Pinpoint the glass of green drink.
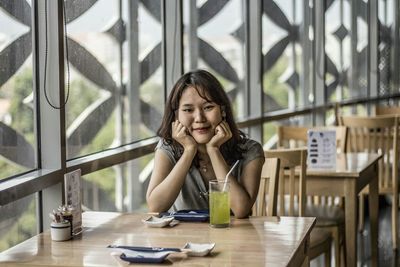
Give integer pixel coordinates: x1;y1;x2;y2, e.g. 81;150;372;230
209;180;230;228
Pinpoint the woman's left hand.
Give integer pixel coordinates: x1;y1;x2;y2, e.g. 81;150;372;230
206;121;232;149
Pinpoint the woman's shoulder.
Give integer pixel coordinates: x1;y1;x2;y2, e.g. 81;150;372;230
156;139;176;163
239;138;264;162
156;139;170;151
240;138;263;151
156;138;171;148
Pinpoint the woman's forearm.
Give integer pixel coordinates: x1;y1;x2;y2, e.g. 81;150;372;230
228;177;254;218
147;149;196;212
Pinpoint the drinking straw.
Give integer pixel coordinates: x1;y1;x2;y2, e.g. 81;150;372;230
223;160;240;192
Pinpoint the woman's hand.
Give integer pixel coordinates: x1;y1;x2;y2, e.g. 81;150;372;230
206;121;232;149
172;120;197;152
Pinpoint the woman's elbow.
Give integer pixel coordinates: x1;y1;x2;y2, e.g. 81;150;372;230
147;203;160;213
234;213;248;219
146;196;161;213
233;207;251;219
146;196;169;213
147;203;167;213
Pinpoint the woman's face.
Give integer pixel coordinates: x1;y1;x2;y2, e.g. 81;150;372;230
177;86;223;144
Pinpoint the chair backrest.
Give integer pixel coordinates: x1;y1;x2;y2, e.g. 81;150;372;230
252;157;280;216
277;126;308;148
277;125;348;153
340;115;399;192
375;105;400;116
264;148;307;217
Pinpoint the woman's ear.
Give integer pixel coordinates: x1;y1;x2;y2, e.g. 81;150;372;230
221;106;226;121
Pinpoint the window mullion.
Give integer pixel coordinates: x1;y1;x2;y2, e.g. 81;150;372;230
36;0;66;230
314;0;326;125
163;0;182;95
247;0;263;143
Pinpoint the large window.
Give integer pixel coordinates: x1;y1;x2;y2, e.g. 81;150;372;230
325;0;368;102
378;0;396;95
65;0;163;160
64;0;119;159
262;0;304;112
0;1;36;180
0;194;37;252
81;154;153;212
183;0;246;118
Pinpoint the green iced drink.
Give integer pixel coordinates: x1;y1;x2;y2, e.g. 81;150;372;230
209;191;230;228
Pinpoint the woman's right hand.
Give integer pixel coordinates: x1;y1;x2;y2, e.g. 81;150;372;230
172;120;197;152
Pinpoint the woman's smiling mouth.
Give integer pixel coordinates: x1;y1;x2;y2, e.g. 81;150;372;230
193;126;211;134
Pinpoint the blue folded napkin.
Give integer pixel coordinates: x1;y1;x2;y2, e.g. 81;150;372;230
107;244;181;252
159;210;209;222
119;249;172;263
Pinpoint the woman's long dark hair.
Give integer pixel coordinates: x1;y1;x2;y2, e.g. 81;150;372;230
157;69;246;165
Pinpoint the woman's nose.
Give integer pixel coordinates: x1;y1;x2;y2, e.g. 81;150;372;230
194;109;206;122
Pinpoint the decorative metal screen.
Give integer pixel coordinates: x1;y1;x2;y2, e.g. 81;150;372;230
65;0;163;159
0;0;36;180
183;0;246;118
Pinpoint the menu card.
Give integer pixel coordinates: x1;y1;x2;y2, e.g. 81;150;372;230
64;169;82;234
307;130;336;169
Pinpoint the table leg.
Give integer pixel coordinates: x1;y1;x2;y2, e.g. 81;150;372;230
369;168;379;267
345;180;357;267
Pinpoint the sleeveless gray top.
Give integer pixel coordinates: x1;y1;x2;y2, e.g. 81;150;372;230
155;139;265;212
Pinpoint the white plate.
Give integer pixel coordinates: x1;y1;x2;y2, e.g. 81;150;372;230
142;216;175;228
183;242;215;256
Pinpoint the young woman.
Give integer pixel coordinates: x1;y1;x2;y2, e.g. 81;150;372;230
146;70;264;218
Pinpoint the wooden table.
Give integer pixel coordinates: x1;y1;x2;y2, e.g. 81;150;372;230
306;152;381;267
0;212;315;267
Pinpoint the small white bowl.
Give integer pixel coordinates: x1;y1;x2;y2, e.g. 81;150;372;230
51;221;71;241
183;242;215;256
142;216;175;228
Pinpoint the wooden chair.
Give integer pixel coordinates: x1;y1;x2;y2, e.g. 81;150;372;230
258;148;332;266
340;115;399;249
278;125;347;153
278;125;347;205
277;125;346;266
252;158;280;216
375;105;400;116
376;106;400;208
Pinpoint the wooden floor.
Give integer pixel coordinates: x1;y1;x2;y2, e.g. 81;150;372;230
311;197;399;267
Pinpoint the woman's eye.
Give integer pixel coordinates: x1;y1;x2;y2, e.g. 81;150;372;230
182;108;192;112
204;105;214;111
